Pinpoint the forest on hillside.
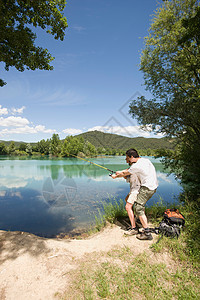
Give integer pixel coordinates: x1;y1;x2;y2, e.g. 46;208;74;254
0;131;175;157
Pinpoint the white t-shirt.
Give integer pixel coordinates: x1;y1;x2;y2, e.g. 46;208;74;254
126;173;140;194
128;157;158;190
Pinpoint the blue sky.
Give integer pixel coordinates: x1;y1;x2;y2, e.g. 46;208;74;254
0;0;163;142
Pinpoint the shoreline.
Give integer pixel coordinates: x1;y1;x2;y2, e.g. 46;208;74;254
0;223;156;299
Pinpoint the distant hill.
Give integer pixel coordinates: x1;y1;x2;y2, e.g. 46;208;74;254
0;131;175;151
0;140;24;147
0;140;36;147
76;131;175;151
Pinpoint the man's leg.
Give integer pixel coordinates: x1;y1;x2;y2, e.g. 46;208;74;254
125;202;136;228
124;193;138;235
134;187;156;240
138;214;148;229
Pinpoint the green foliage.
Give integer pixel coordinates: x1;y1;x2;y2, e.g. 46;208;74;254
18;143;27;152
50;133;61;156
15;150;28;156
34;139;50;155
7;141;16;155
178;198;200;262
179;5;200;45
148;199;200;264
61;136;84;157
25;143;32;155
77;130;175;152
145;197;179;222
61;135;97;157
0;142;8;155
129;0;200;200
0;0;68;86
0;131;176;157
103;199;127;223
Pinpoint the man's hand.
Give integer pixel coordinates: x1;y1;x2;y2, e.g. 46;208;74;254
111;173;118;179
111;170;131;179
111;171;123;179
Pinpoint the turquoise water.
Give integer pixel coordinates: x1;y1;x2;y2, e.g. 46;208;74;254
0;156;182;237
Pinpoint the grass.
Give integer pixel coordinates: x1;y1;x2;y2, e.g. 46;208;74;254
92;196;200;263
91;196;200;263
92;197;179;233
145;196;180;223
103;198;127;223
87;199;128;235
56;197;200;299
57;249;200;300
150;199;200;265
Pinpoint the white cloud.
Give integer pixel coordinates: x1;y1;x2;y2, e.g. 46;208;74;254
30;88;86;106
11;106;26;115
0;116;29;127
0;190;6;197
0;178;27;189
72;25;86;32
60;125;165;139
0;125;56;136
0;105;56;139
88;125;152;137
62;128;83;135
34;125;54;133
0;105;8;116
157;173;172;184
87;125;165;138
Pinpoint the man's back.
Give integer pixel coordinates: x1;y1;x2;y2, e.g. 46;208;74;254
129;157;158;190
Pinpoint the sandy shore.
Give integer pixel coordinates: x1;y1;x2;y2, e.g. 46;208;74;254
0;224;169;300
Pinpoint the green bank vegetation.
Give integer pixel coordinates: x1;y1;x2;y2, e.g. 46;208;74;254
0;130;175;157
0;134;97;158
55;199;200;300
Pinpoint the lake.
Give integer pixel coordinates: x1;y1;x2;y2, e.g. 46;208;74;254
0;156;182;237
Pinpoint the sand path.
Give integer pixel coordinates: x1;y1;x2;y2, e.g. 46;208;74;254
0;224;168;300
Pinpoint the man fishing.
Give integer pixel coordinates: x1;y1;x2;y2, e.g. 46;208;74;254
111;148;158;240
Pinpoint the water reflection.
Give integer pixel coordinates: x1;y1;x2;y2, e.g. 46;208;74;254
0;188;75;237
0;156;182;237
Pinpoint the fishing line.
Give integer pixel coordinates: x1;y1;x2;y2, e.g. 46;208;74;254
67;153;115;175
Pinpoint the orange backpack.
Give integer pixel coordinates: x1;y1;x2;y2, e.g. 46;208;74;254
164;209;185;226
152;208;185;240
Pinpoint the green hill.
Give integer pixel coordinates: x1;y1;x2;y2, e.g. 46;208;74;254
76;130;175;151
0;131;175;153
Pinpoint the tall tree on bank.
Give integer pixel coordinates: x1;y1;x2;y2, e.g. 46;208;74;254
129;0;200;199
0;0;68;86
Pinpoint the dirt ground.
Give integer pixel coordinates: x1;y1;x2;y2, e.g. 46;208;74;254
0;224;172;300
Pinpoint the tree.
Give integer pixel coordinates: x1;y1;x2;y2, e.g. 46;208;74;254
8;141;16;155
35;139;50;155
19;143;27;151
61;136;84;157
50;133;61;156
26;143;32;155
0;0;68;86
129;0;200;199
83;141;97;157
0;142;7;155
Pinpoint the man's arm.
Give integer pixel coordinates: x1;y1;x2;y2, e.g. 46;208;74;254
111;169;131;179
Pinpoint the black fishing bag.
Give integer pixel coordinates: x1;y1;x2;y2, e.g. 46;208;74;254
153;209;185;239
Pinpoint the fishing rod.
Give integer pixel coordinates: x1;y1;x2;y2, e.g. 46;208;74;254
68;153;115;175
